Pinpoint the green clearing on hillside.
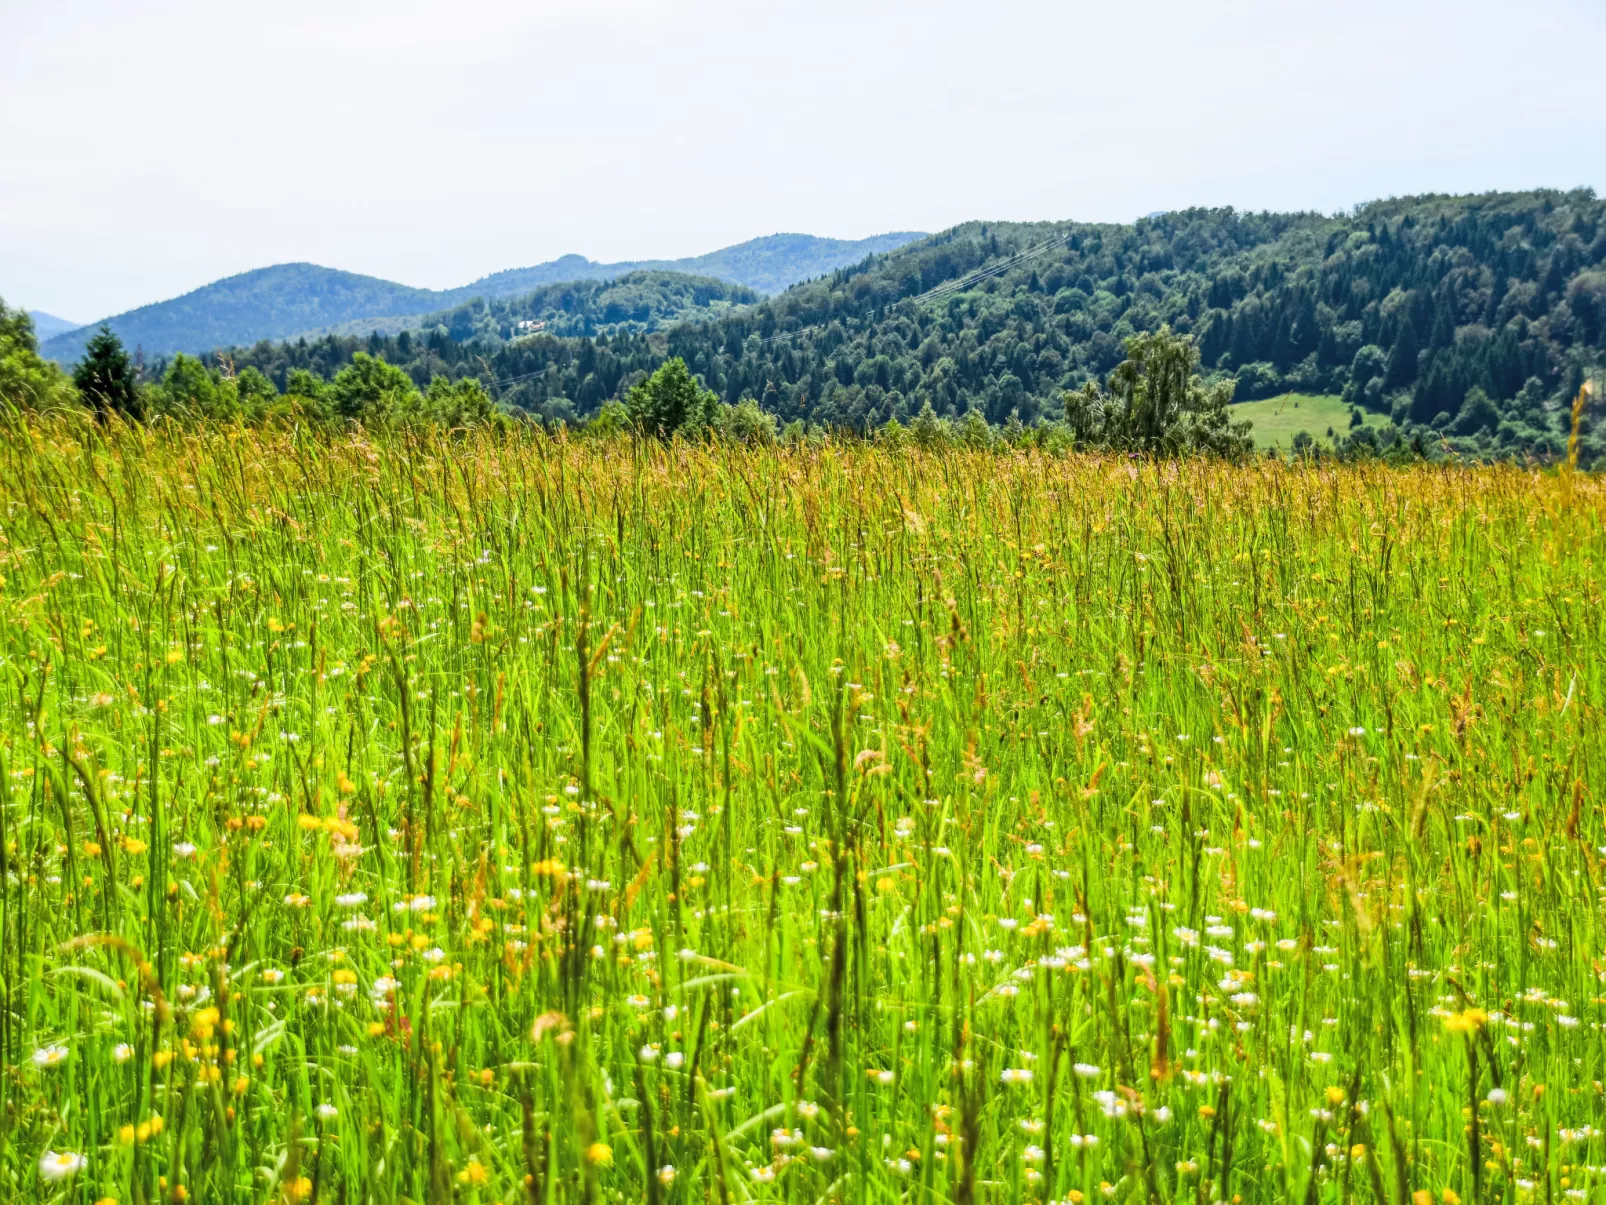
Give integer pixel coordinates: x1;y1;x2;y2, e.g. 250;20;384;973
1229;392;1387;449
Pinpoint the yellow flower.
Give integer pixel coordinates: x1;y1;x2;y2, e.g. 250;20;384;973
297;814;324;832
457;1160;489;1186
121;836;148;855
190;1007;221;1040
586;1141;613;1166
1443;1008;1487;1034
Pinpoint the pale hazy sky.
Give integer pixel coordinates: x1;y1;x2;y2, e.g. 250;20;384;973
3;0;1603;323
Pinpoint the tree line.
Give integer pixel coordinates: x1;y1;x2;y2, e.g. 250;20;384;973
191;191;1602;464
9;190;1602;464
2;296;1270;458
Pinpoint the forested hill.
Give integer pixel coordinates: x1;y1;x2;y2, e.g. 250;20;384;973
423;271;758;340
460;231;928;300
227;190;1604;458
41;231;925;364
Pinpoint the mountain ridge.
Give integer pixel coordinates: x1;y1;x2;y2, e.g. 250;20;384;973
40;232;928;364
26;310;83;341
222;188;1605;463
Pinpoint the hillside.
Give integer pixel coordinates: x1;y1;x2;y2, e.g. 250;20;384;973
26;310;83;340
41;263;449;365
422;271;758;341
461;232;927;300
226;190;1605;462
40;232;926;363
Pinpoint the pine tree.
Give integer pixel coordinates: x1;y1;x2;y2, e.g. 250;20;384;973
1385;319;1420;390
73;326;142;421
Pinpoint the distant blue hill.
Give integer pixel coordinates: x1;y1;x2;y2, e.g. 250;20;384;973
40;232;928;364
27;310;84;341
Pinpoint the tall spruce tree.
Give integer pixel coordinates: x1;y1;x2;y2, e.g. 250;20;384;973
73;326;142;420
1385;318;1420;390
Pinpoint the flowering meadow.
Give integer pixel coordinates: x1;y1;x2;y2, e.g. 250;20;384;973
0;415;1603;1205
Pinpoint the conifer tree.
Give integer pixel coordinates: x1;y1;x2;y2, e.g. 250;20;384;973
73;326;142;420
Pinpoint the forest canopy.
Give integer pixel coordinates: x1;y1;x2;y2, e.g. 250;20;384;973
198;190;1604;463
9;191;1603;465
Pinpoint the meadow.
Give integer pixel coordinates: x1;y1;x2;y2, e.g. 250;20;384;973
0;415;1602;1205
1226;396;1389;451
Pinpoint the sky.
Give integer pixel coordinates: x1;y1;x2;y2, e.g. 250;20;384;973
3;0;1604;324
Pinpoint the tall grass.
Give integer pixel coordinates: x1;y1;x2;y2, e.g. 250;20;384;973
0;413;1602;1204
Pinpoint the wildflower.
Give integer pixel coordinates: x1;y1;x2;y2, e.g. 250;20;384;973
457;1160;488;1186
1443;1008;1488;1034
1073;1062;1101;1079
1486;1087;1508;1106
658;1165;676;1186
586;1142;612;1166
1093;1090;1126;1118
335;892;368;907
32;1044;69;1069
316;1103;338;1121
1001;1068;1034;1084
39;1150;86;1181
113;1043;134;1063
